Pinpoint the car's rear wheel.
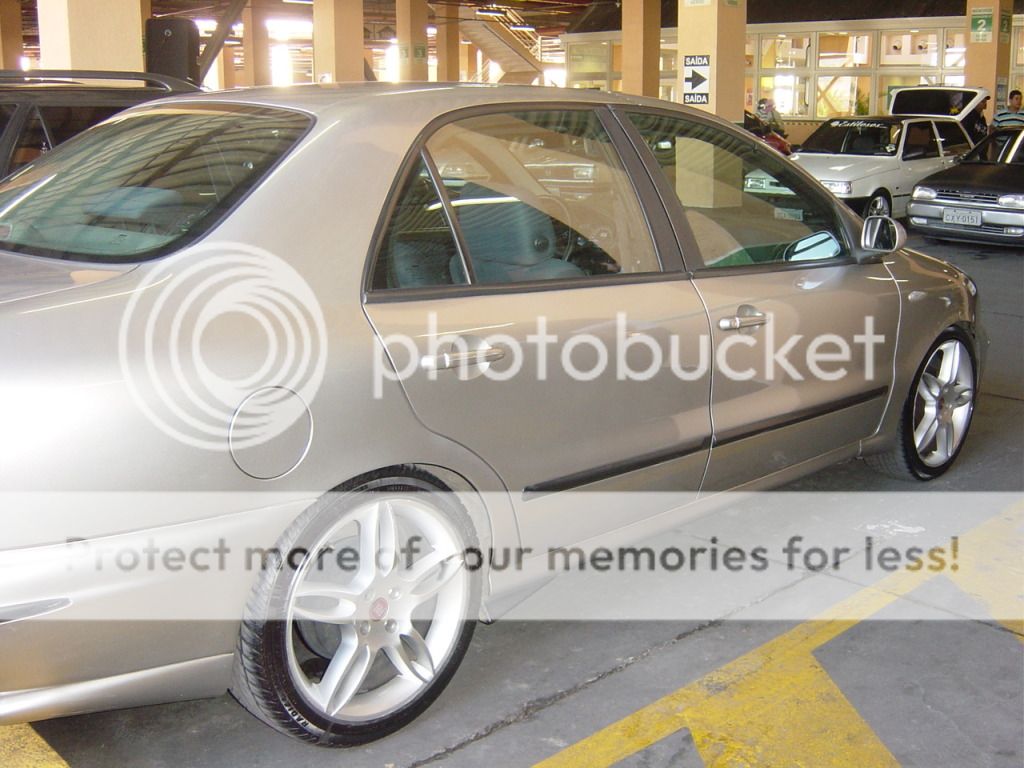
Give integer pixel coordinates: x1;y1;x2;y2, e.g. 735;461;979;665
232;471;480;746
863;191;892;218
867;330;976;480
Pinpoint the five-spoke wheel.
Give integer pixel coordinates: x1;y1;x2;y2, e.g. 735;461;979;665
232;473;479;746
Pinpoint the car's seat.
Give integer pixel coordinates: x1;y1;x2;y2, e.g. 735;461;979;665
450;182;584;284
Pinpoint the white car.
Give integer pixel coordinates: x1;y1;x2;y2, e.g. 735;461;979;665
788;116;974;218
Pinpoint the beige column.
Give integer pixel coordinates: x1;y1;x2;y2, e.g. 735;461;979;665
396;0;428;81
675;0;746;121
38;0;145;70
241;3;271;86
463;42;478;82
140;0;151;24
214;47;236;89
435;16;460;82
964;0;1014;119
313;0;365;83
622;0;660;97
0;0;23;69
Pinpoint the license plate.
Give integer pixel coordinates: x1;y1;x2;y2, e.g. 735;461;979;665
942;208;982;227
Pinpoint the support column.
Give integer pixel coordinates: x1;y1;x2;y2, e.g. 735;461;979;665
213;47;236;89
463;42;478;82
435;16;460;82
622;0;660;97
241;3;271;86
396;0;428;81
38;0;145;70
0;0;23;69
964;0;1014;120
675;0;746;121
313;0;365;83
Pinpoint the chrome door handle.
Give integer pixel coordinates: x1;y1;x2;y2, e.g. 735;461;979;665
422;346;505;371
718;310;767;331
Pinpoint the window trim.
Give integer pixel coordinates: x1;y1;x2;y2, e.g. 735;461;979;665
362;101;684;302
613;104;861;275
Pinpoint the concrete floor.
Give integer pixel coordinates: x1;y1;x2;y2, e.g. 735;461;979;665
23;234;1024;767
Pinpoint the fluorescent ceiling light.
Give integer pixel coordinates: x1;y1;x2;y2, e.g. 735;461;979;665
476;8;506;17
509;24;535;32
282;0;313;5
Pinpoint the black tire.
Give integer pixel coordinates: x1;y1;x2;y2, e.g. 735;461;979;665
863;190;892;218
866;330;977;481
231;470;480;746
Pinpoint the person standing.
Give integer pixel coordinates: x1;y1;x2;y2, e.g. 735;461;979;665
964;97;990;143
993;90;1024;129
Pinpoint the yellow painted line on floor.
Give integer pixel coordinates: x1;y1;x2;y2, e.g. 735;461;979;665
0;725;69;768
535;503;1023;768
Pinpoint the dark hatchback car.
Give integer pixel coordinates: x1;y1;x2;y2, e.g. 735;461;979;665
908;127;1024;246
0;69;198;177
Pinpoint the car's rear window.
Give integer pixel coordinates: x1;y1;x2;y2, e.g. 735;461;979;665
890;89;976;118
0;103;311;263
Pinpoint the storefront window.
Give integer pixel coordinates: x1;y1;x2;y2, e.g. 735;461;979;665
745;75;755;111
745;36;756;68
567;42;610;75
816;75;870;117
1015;25;1024;66
760;74;809;116
818;33;871;68
944;30;967;68
880;31;939;67
877;74;939;112
762;35;811;69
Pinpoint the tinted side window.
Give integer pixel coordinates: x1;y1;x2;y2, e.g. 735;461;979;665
11;107;51;172
902;122;940;159
628;112;848;270
40;105;123;145
933;121;971;155
424;110;660;285
372;156;467;290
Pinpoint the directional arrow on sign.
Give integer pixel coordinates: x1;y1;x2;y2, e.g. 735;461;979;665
685;69;707;90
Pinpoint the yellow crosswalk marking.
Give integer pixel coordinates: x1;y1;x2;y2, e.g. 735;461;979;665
0;725;69;768
535;503;1023;768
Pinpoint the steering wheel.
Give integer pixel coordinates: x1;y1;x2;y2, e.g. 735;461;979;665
535;194;576;261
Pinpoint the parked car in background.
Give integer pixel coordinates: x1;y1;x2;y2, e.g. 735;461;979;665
0;69;198;177
742;110;791;154
908;127;1024;245
787;115;973;217
888;84;992;145
0;83;983;746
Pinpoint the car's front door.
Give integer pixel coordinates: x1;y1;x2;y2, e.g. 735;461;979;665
364;107;712;551
621;109;900;491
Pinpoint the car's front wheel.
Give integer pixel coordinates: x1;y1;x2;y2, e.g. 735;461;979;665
867;330;976;480
863;190;892;218
232;471;480;745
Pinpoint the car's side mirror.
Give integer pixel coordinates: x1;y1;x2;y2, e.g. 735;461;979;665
861;215;907;253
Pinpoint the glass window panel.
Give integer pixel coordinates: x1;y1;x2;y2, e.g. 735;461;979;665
817;33;872;68
567;42;609;75
660;49;677;75
759;75;809;116
745;36;755;68
1015;25;1024;67
372;157;466;290
816;75;871;117
425;110;660;284
944;30;967;68
627;112;849;270
761;35;811;69
880;31;939;67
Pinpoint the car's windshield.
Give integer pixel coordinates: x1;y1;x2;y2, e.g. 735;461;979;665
961;129;1024;164
800;120;901;155
0;103;310;263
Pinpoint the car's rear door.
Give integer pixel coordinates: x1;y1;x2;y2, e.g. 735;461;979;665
619;107;900;491
364;106;712;551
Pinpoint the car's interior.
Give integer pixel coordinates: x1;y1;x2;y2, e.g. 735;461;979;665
377;110;660;289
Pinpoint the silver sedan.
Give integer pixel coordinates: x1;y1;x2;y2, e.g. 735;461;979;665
0;83;983;745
